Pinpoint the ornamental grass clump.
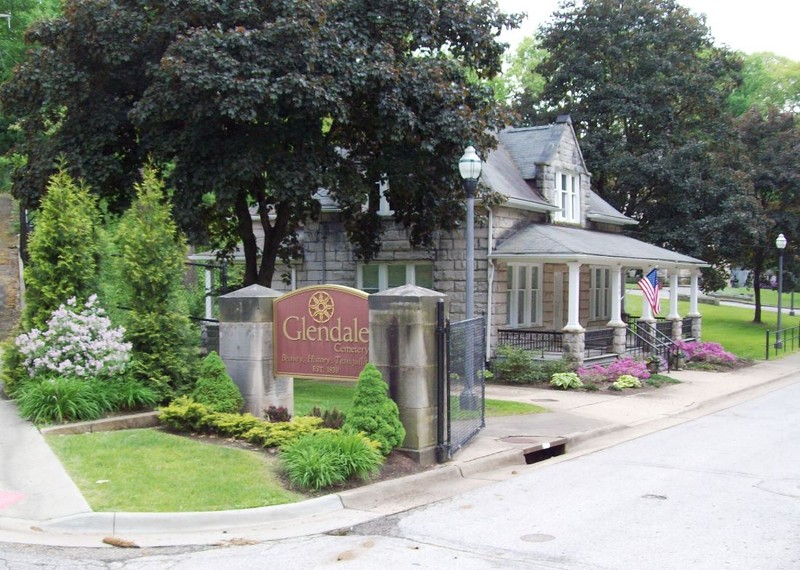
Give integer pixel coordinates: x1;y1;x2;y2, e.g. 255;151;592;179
280;431;383;490
342;363;405;456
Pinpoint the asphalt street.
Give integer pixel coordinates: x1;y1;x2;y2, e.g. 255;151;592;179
2;375;798;569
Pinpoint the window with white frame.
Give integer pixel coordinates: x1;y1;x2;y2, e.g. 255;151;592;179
554;172;580;223
506;264;542;327
590;267;611;320
358;263;433;293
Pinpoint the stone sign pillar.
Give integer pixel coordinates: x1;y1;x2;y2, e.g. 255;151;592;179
218;285;293;417
369;285;445;466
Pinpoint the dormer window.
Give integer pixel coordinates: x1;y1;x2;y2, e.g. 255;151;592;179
554;172;580;223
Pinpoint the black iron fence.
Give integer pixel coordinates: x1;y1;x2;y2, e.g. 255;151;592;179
765;325;800;360
437;301;485;462
584;328;615;356
497;329;563;353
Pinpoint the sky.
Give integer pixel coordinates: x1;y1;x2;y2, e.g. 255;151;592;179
497;0;800;61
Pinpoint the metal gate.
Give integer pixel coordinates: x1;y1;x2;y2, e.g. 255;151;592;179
436;300;486;462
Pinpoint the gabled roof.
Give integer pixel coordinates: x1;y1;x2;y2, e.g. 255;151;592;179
481;143;557;212
587;191;638;226
491;224;705;268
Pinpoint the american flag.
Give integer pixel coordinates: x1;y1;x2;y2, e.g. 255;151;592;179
638;269;661;315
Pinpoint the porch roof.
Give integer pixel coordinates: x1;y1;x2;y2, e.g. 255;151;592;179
491;224;706;268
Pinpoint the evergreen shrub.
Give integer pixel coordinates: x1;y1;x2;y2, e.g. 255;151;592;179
22;167;102;331
115;166;198;399
342;363;405;456
191;351;243;413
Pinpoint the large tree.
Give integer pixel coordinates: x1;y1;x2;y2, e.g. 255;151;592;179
0;0;61;192
2;0;520;286
728;52;800;117
729;108;800;323
516;0;742;275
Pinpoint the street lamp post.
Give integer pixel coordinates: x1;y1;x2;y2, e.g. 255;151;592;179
459;145;481;319
458;145;482;410
775;233;787;349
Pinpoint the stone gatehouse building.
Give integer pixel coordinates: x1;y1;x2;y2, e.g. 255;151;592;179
201;116;706;365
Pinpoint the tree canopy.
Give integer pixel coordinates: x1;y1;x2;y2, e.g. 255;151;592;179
514;0;742;274
1;0;521;286
729;108;800;322
728;52;800;116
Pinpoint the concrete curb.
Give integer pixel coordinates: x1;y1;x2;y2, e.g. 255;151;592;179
40;412;161;436
42;494;346;535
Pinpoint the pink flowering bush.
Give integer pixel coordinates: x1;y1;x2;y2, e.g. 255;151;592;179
578;356;650;383
15;295;131;381
674;340;736;364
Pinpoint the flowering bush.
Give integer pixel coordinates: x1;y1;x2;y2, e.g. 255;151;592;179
578;356;650;383
15;295;131;381
674;340;736;364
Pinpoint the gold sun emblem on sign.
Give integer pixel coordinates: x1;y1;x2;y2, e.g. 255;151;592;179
308;291;335;324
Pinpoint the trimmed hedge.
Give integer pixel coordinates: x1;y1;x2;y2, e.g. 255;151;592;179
158;397;325;449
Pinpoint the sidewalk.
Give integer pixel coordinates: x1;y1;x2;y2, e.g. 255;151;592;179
2;354;799;548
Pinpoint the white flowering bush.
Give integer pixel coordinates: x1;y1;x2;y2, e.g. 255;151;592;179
15;295;131;381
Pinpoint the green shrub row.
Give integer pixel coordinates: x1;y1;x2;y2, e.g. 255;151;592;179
491;345;572;384
158;397;326;449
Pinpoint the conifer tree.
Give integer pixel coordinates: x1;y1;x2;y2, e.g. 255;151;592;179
115;165;197;398
343;363;405;456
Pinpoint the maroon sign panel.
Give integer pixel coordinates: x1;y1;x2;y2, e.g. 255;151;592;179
273;285;369;380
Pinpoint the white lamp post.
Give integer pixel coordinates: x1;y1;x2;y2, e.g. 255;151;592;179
459;145;482;320
775;233;787;349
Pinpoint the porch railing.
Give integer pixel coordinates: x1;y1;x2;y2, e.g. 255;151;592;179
584;328;614;356
627;322;679;371
682;316;693;338
497;329;563;353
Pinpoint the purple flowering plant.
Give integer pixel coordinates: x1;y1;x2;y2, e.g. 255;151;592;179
673;340;735;364
15;295;132;380
577;356;651;383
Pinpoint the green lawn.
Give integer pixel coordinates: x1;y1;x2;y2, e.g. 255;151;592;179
294;378;545;417
46;429;303;512
623;294;800;360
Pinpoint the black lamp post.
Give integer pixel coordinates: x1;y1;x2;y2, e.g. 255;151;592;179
776;233;787;349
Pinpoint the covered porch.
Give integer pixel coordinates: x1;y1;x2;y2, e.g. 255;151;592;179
489;224;706;367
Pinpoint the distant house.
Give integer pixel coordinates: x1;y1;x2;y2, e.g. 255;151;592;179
206;115;705;365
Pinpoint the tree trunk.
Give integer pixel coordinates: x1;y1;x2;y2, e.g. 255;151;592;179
234;193;259;287
753;269;762;324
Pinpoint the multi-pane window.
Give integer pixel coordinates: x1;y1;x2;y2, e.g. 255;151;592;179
590;267;611;320
554;172;580;223
359;263;433;293
506;264;542;327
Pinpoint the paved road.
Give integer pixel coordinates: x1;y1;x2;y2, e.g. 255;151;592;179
3;377;798;569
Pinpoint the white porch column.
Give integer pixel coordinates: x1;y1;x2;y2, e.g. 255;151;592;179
565;262;583;332
608;265;624;327
608;265;627;355
667;270;681;320
641;290;654;321
688;271;701;317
